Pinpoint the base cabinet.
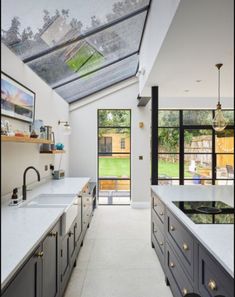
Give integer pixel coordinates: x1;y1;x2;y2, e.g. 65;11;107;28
2;247;42;297
151;191;234;297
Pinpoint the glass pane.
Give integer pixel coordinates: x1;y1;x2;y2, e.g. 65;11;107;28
158;179;179;185
99;155;130;178
158;128;179;153
216;155;234;179
158;110;179;127
184;129;212;153
99;179;130;204
184;154;212;179
56;54;138;101
223;110;234;125
2;0;149;59
27;13;146;86
215;129;234;153
98;128;130;153
215;180;234;185
183;110;212;125
158;154;179;179
98;110;130;127
184;180;212;185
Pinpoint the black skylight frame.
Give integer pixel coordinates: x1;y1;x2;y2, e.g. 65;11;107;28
1;0;152;103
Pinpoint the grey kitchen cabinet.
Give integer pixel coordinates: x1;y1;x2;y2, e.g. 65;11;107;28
2;221;61;297
151;190;234;297
42;221;60;297
2;247;42;297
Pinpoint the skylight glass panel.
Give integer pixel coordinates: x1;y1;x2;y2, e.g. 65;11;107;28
55;54;138;102
27;12;146;87
2;0;150;60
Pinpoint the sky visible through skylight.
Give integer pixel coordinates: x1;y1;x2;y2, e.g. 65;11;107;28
2;0;117;35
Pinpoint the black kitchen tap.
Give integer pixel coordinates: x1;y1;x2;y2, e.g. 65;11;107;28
22;166;41;200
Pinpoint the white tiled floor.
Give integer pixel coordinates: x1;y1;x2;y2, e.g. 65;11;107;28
64;206;173;297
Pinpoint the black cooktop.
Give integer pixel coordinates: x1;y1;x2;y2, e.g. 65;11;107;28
172;201;234;224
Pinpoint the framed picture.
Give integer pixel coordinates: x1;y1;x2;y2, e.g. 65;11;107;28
1;72;35;123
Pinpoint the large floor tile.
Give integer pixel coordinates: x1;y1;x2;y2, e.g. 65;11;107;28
81;268;172;297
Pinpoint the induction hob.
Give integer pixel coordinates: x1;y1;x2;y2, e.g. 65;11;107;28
172;201;234;224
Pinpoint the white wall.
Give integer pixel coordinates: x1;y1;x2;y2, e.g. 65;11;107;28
138;0;180;96
69;79;151;208
1;43;70;196
159;96;234;109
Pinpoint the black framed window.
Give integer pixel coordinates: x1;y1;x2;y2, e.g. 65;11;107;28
154;109;234;185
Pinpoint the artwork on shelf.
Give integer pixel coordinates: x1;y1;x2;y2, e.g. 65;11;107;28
1;72;35;123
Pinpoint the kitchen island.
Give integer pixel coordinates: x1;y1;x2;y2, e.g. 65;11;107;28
1;177;93;296
151;185;234;297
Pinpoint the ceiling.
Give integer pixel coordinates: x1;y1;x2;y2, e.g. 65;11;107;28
1;0;151;103
144;0;234;98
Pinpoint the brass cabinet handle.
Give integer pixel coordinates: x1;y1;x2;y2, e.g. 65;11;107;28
170;225;175;231
208;279;217;291
182;243;189;251
182;288;188;296
49;232;57;237
170;262;175;268
35;251;43;258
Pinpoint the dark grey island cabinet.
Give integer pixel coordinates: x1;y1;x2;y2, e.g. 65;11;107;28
151;190;234;297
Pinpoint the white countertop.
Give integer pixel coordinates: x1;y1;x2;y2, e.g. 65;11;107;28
1;177;90;289
151;185;234;277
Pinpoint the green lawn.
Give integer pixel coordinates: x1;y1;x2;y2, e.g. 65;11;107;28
99;157;130;178
99;157;192;179
158;160;192;178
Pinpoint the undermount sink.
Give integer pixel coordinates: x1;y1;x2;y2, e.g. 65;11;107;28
22;194;80;235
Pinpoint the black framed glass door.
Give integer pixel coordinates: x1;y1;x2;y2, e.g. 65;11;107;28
98;109;131;205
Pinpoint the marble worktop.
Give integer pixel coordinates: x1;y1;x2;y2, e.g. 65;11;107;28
1;177;90;289
151;185;234;277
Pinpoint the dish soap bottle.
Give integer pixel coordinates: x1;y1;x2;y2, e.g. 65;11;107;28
11;188;18;204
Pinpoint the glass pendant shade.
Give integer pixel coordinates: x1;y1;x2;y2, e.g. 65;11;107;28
212;103;227;132
212;63;227;132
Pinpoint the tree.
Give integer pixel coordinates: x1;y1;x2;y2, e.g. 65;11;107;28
3;17;21;45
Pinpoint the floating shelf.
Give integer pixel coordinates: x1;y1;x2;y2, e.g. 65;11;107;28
40;150;66;154
1;135;53;144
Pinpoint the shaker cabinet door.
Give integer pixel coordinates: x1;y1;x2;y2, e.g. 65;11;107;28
2;247;42;297
42;222;60;297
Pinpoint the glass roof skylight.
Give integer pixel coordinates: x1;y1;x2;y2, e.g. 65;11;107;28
1;0;151;103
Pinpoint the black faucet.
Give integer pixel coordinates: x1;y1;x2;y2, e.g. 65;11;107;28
22;166;41;200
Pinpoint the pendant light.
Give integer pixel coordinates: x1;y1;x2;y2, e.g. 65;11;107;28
212;63;227;132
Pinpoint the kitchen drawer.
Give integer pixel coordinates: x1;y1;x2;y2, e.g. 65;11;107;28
152;220;165;255
198;245;234;297
152;207;164;234
166;209;194;280
166;242;194;297
152;193;165;224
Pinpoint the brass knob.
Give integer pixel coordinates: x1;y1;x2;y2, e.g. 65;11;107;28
159;241;163;246
208;279;217;291
35;251;43;258
159;211;164;216
182;288;188;296
170;225;175;231
170;262;175;268
182;243;189;251
49;232;57;237
83;204;86;207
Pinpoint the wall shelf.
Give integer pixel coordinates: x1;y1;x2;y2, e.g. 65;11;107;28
1;135;53;144
40;150;65;154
